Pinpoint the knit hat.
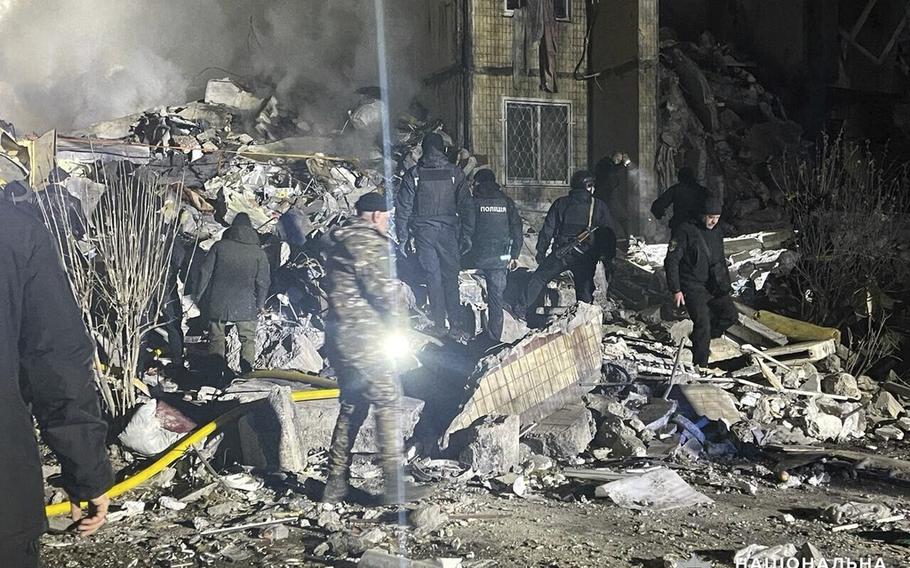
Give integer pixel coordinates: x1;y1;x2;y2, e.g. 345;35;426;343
421;132;445;153
570;169;595;190
702;197;723;215
473;169;496;184
355;192;389;213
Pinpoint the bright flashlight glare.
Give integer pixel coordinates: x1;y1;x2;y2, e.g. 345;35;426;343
383;332;414;361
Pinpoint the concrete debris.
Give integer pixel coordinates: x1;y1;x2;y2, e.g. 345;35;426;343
733;544;798;565
594;415;647;459
594;468;713;511
237;385;424;470
821;502;892;525
872;390;904;420
409;504;450;536
523;404;596;462
454;415;520;477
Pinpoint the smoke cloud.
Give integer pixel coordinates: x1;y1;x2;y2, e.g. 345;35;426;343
0;0;427;133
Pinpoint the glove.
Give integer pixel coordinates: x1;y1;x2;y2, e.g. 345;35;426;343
508;259;519;271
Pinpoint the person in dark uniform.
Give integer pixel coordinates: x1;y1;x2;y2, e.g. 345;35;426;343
650;167;709;230
663;197;738;367
395;132;473;337
322;193;431;505
1;198;114;567
462;169;523;343
514;170;617;318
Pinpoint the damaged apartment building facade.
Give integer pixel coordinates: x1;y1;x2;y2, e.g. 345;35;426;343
416;0;661;237
414;0;910;237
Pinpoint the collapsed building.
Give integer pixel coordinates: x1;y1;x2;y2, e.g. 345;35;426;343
0;1;908;567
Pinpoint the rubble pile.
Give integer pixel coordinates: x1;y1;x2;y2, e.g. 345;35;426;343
658;30;805;233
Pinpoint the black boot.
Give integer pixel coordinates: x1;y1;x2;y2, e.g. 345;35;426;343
322;472;350;504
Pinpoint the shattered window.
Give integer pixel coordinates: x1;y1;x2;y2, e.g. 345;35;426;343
505;100;571;185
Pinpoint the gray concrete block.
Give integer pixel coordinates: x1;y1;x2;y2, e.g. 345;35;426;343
523;404;595;461
238;389;424;471
453;415;520;477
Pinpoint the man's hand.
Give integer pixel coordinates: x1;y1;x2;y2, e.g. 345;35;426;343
70;494;110;536
673;291;685;308
507;259;519;271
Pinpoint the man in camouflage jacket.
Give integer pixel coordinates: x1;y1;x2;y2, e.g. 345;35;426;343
322;192;431;505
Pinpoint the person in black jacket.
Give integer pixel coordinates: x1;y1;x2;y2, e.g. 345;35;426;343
196;213;271;378
664;198;737;366
514;170;617;318
0;201;114;567
650;167;709;231
462;169;523;343
396;132;473;337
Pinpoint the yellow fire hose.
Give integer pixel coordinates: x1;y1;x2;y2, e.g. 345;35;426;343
45;386;340;518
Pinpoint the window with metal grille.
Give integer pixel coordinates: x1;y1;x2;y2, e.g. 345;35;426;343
504;100;571;185
504;0;571;21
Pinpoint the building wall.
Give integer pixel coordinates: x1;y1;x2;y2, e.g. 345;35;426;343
589;0;660;239
418;0;467;146
468;0;589;214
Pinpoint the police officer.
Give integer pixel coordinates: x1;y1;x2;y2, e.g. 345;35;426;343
514;170;617;318
462;169;523;343
664;197;738;367
396;132;473;337
650;167;709;231
323;192;432;505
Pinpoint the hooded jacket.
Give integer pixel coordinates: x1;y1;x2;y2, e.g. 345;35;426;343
395;147;473;242
196;217;271;321
0;203;114;542
537;188;617;261
664;217;731;294
464;180;523;269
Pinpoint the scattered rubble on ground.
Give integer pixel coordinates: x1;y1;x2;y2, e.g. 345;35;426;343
4;76;908;567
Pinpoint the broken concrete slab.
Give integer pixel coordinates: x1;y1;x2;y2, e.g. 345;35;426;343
636;398;678;431
676;384;742;427
237;386;424;470
726;313;788;348
452;415;520;477
594;468;713;511
204;78;264;112
762;339;837;364
872;390;904;419
441;303;603;448
523;404;596;461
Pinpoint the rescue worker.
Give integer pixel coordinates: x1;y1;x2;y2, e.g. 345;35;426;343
650;167;709;230
663;198;738;367
593;151;630;206
514;170;617;318
322;192;432;505
462;169;523;343
396;132;473;337
196;213;271;380
1;198;113;567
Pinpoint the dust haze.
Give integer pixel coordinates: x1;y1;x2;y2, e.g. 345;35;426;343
0;0;428;133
